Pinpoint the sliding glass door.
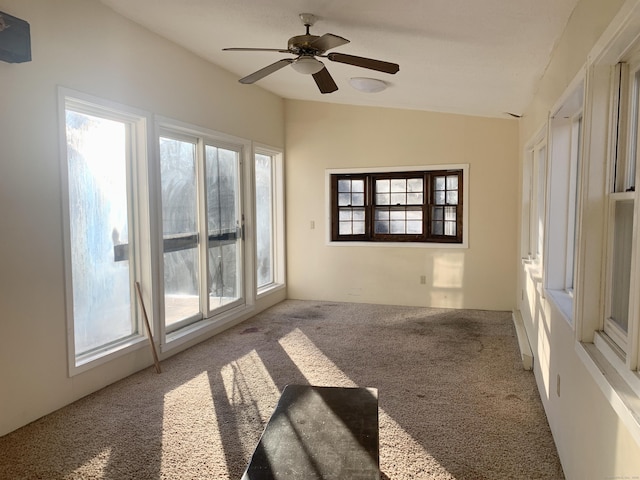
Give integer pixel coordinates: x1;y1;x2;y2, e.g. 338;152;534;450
159;132;244;332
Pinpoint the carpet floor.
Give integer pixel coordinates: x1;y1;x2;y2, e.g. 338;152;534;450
0;300;564;479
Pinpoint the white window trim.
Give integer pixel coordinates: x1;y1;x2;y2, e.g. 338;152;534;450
544;72;586;325
58;87;155;376
325;164;469;248
520;126;547;288
573;0;640;446
253;143;286;297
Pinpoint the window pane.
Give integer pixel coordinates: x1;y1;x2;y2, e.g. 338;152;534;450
407;178;423;192
391;193;407;205
376;193;390;205
375;209;389;220
159;137;200;325
339;210;352;221
407;221;422;234
352;193;365;206
446;175;458;190
206;146;241;310
374;220;389;233
376;179;390;193
390;221;405;234
445;206;457;221
406;209;422;220
163;248;199;326
391;179;406;192
352;180;365;193
338;193;351;206
432;221;444;235
390;210;405;221
339;222;353;235
610;200;634;333
445;221;457;236
65;109;135;355
353;221;365;235
435;176;445;190
353;209;365;221
446;191;458;205
407;193;423;204
435;191;445;205
338;179;351;192
255;154;274;288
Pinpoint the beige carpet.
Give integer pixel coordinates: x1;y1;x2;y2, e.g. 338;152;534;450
0;300;564;479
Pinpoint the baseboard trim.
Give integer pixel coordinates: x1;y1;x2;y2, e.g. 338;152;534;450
512;310;534;370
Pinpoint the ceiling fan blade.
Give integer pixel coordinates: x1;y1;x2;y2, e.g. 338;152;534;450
223;47;291;53
239;58;294;84
310;33;350;53
312;67;338;94
327;52;399;74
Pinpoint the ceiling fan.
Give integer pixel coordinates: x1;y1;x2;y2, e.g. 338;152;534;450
223;13;400;94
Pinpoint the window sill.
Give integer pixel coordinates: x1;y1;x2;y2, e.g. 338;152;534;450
327;240;468;249
576;337;640;447
257;282;286;299
546;289;574;326
163;303;255;353
71;335;148;376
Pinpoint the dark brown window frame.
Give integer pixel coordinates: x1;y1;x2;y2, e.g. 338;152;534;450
330;169;463;243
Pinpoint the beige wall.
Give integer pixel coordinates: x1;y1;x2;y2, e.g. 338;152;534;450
518;0;640;477
0;0;284;436
285;100;519;310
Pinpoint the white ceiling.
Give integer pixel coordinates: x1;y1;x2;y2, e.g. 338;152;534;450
99;0;580;118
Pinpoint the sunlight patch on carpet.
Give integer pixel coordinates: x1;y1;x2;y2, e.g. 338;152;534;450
278;328;457;479
68;446;112;478
221;349;280;421
161;371;228;478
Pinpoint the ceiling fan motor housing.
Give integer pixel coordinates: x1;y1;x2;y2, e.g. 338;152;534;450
288;35;323;55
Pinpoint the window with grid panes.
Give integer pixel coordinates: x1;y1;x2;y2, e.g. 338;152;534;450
331;170;463;243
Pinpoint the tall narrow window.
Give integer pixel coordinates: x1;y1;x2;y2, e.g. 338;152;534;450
533;145;547;262
62;97;147;367
255;153;274;288
254;146;285;293
604;62;639;352
566;116;582;292
545;80;584;315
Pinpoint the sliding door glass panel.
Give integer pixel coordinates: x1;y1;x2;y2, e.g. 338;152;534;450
65;109;135;355
206;145;243;311
159;136;201;327
255;154;274;288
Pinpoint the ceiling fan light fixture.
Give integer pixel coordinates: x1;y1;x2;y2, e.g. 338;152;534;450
349;77;387;93
291;56;324;75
